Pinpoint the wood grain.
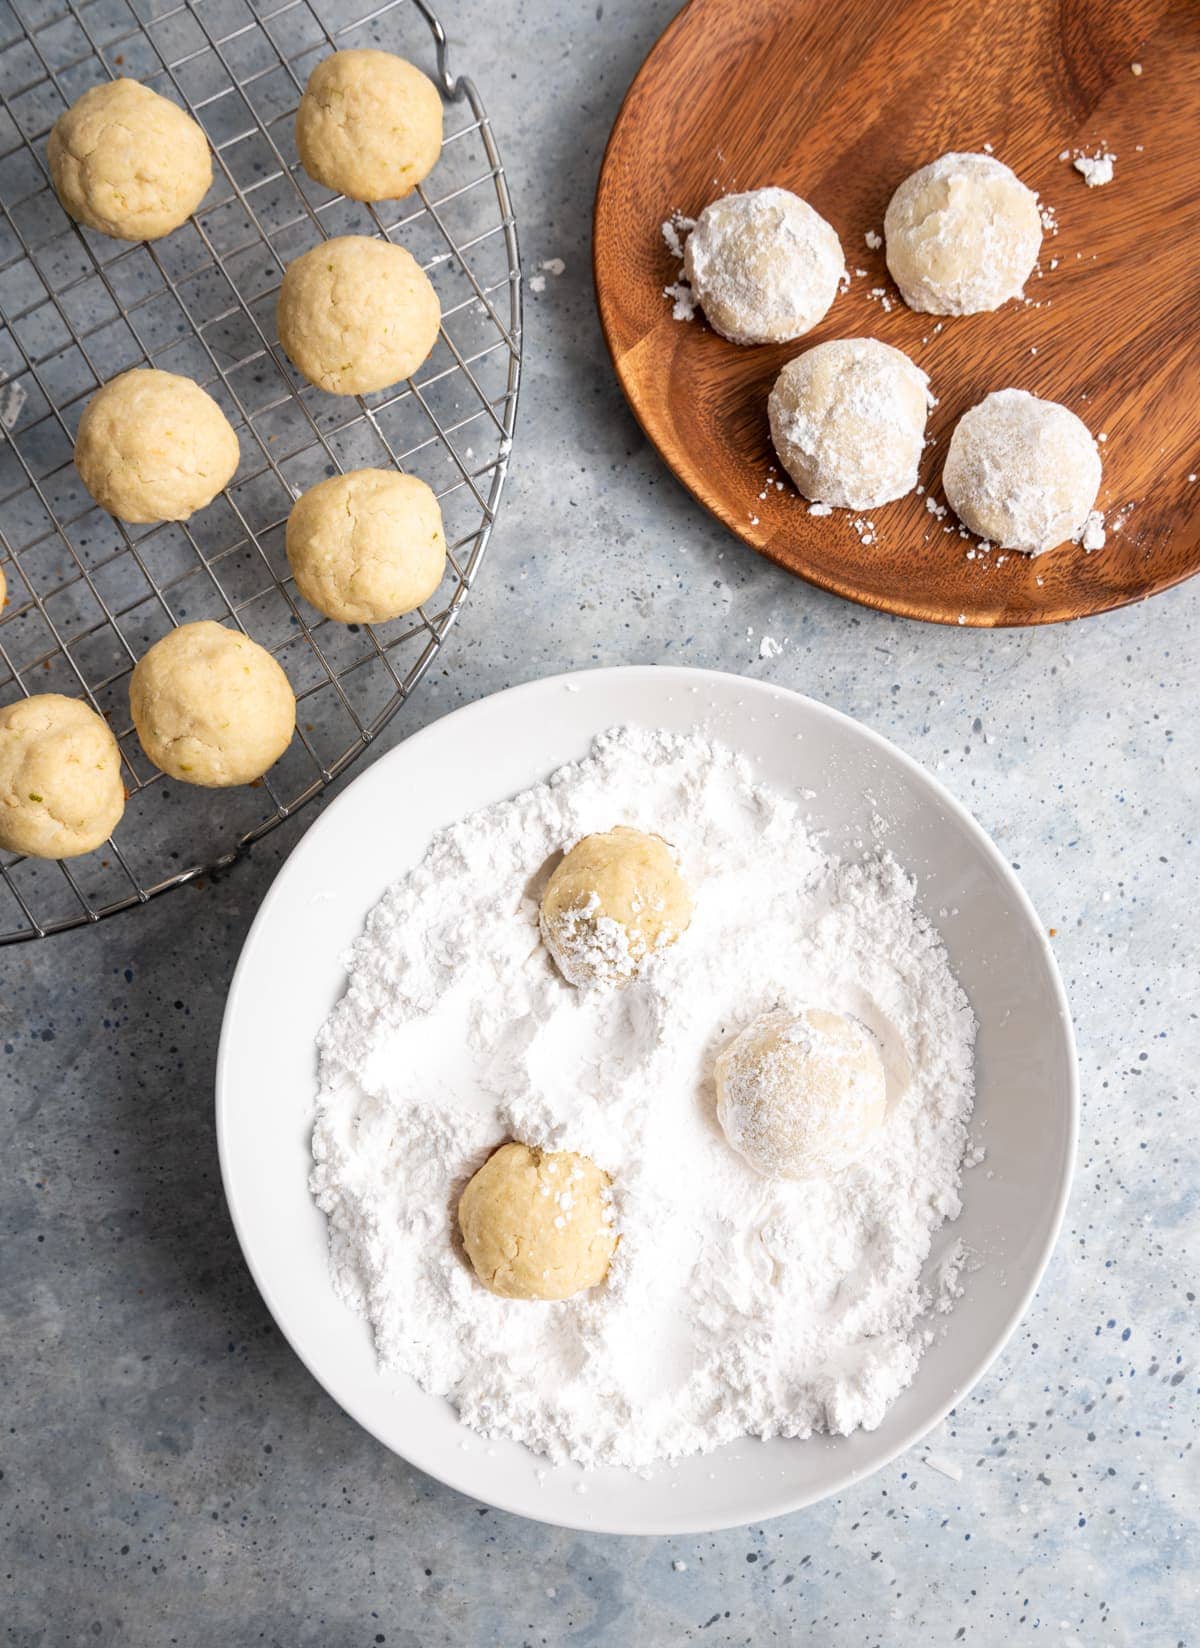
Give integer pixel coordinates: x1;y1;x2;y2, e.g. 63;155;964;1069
593;0;1200;626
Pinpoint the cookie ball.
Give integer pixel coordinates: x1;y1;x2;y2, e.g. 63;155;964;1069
0;560;6;612
943;388;1102;554
297;49;442;202
884;152;1041;315
48;79;211;241
74;369;239;525
286;468;446;624
540;824;692;989
458;1142;618;1301
276;235;440;397
130;620;295;787
683;187;845;345
715;1008;887;1181
768;337;931;511
0;694;125;859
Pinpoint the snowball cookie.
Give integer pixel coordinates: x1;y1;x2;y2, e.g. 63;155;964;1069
0;694;124;859
683;187;845;345
286;468;445;624
75;369;239;525
48;79;211;241
458;1142;618;1301
715;1007;887;1181
884;152;1041;315
540;824;692;989
129;621;295;786
768;337;931;511
276;236;440;397
943;388;1102;555
296;50;442;203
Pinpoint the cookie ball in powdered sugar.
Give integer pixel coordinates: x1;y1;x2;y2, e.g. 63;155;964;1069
716;1007;887;1180
943;387;1102;554
884;151;1042;315
768;337;931;511
683;187;845;345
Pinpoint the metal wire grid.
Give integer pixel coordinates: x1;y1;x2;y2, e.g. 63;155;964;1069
0;0;521;942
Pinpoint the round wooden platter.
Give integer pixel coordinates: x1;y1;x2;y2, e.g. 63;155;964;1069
593;0;1200;627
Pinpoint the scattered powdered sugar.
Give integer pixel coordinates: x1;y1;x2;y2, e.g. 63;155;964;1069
1079;509;1107;552
864;228;882;249
662;212;698;319
1073;151;1115;187
311;727;977;1472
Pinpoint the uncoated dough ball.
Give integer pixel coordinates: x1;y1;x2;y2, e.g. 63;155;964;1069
539;824;692;988
942;388;1102;554
715;1007;887;1181
768;337;930;511
0;561;6;613
48;79;211;241
683;187;845;345
296;49;443;202
74;369;239;525
276;235;440;397
286;468;446;624
884;151;1042;315
458;1142;618;1301
0;694;125;859
129;621;295;787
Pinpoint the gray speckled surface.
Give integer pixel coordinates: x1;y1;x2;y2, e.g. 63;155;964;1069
3;0;1198;1641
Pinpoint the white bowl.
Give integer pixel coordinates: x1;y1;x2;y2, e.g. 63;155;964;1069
217;666;1077;1534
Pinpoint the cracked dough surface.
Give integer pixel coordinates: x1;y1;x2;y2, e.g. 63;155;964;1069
884;151;1042;316
0;693;125;859
296;49;442;203
458;1142;618;1301
129;620;295;787
286;467;446;624
48;78;211;242
276;235;440;397
74;368;240;525
768;337;930;511
943;388;1102;555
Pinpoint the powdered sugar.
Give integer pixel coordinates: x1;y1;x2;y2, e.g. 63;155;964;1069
310;727;977;1471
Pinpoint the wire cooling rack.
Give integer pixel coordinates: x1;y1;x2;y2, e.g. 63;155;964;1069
0;0;521;942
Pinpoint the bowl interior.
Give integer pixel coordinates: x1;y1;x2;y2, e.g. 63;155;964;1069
217;666;1076;1534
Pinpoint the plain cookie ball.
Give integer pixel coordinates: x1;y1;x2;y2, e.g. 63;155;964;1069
297;49;442;202
715;1007;887;1181
458;1142;618;1301
768;337;931;510
0;694;125;859
540;824;692;989
276;235;440;397
943;387;1102;554
286;468;446;624
0;560;6;613
884;151;1042;315
48;79;211;241
75;369;239;524
683;187;845;345
130;621;295;787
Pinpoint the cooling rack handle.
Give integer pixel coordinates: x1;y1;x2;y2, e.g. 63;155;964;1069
411;0;461;98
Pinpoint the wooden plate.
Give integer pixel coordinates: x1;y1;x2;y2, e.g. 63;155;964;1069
594;0;1200;626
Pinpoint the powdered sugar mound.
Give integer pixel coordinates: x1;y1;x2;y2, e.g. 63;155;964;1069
1078;509;1107;552
311;727;977;1470
1074;151;1115;186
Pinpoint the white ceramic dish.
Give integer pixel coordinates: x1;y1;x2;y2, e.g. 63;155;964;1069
216;666;1077;1534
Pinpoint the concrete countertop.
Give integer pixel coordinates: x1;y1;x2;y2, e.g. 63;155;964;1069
4;0;1196;1641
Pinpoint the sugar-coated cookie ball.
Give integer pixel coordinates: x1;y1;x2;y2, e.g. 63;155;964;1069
768;337;930;511
458;1142;618;1301
276;235;440;397
540;824;692;989
297;49;442;202
74;369;239;525
130;621;295;787
0;694;125;859
286;468;446;624
884;152;1041;315
48;79;211;241
716;1007;887;1181
683;187;845;345
943;388;1101;554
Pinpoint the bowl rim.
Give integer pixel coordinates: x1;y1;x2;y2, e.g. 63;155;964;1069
216;664;1079;1533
